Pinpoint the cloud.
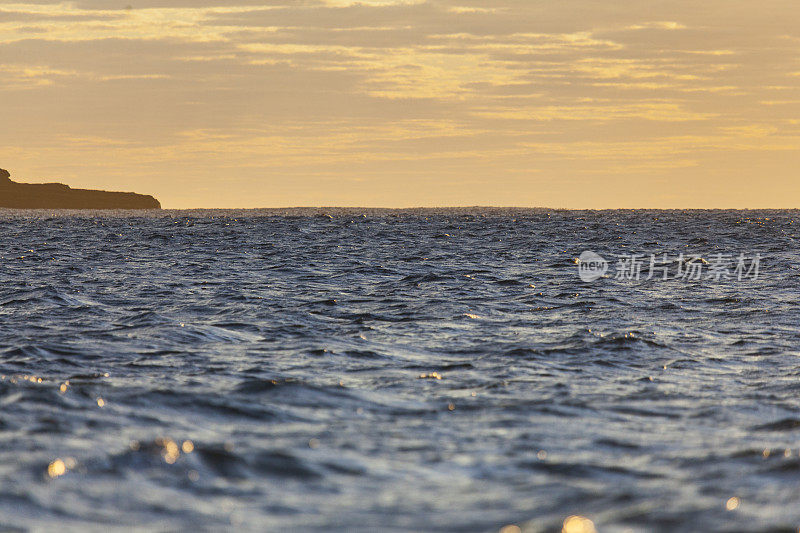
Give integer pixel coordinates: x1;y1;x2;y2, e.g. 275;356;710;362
0;0;799;207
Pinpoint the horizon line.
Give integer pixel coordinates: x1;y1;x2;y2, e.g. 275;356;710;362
152;205;800;211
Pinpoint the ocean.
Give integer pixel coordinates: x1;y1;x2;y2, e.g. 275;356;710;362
0;208;798;532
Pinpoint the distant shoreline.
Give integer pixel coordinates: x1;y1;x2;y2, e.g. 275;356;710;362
0;168;160;210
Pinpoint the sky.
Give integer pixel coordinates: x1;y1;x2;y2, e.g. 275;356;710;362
1;1;799;208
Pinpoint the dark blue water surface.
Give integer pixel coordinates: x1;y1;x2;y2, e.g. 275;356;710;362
1;208;799;532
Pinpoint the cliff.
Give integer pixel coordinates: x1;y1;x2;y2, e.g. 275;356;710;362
0;169;161;210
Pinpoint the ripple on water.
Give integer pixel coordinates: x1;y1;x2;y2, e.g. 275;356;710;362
0;209;799;531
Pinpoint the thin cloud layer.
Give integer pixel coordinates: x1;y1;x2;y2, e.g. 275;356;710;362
1;0;799;207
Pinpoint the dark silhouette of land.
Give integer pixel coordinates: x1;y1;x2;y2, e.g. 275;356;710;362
0;168;160;209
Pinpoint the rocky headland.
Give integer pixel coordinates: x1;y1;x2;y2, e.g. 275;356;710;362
0;168;161;210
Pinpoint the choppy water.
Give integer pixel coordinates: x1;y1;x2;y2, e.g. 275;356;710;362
1;208;799;532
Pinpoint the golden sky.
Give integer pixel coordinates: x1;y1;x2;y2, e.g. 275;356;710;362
1;0;799;208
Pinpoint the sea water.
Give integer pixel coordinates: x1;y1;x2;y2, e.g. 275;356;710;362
0;208;798;531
